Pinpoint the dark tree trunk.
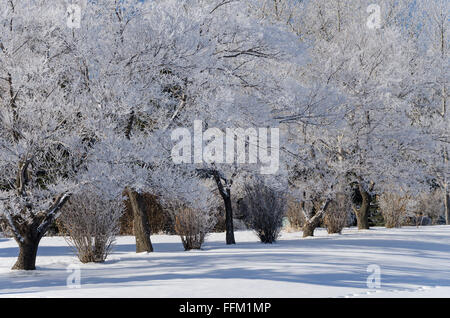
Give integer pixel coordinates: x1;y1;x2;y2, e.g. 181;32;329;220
445;187;450;225
197;168;236;245
208;170;235;245
353;184;370;230
126;189;153;253
12;238;40;270
223;189;235;245
9;193;71;270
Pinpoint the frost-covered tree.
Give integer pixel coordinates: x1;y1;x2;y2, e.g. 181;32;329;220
163;0;308;244
407;0;449;223
1;0;445;273
0;0;191;267
0;0;93;270
278;0;429;230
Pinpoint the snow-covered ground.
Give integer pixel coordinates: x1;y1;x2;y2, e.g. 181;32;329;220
1;226;450;298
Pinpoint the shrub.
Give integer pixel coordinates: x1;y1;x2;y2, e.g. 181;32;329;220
240;179;286;243
212;205;226;232
323;193;350;234
174;207;214;250
59;190;123;263
410;191;445;225
378;192;409;228
285;197;304;231
0;219;13;238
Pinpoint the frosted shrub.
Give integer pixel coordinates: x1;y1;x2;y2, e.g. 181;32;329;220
378;192;409;228
158;176;219;250
240;179;287;243
413;191;445;225
323;193;350;234
174;207;215;250
59;191;123;263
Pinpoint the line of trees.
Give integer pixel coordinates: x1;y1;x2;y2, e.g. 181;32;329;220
0;0;448;270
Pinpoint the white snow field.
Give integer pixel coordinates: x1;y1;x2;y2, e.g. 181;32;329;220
1;226;450;298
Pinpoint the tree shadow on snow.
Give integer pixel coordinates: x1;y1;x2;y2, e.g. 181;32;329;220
1;231;450;295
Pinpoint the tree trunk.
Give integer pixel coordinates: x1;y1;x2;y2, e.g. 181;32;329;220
301;199;330;238
126;189;153;253
12;238;40;270
209;169;236;245
223;190;236;245
445;186;450;225
302;218;320;238
353;185;370;230
8;193;71;270
355;205;370;230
